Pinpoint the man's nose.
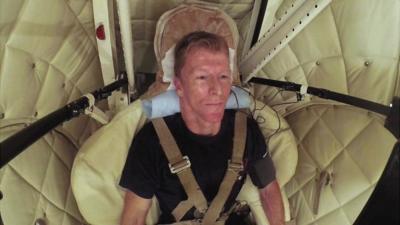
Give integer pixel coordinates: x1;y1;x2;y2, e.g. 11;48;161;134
209;77;222;95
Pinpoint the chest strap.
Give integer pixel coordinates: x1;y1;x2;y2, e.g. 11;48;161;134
152;112;247;224
152;118;208;220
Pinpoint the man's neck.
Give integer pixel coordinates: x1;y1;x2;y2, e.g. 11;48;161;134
180;110;222;136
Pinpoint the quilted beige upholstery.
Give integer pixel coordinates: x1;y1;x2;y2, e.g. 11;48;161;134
71;100;149;225
0;1;257;224
0;128;86;225
154;3;240;80
146;3;242;97
284;105;396;225
129;0;256;73
0;0;103;224
2;0;399;224
237;100;298;224
253;0;399;114
249;0;400;224
154;3;239;63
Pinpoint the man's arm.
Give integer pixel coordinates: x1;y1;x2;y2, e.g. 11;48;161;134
259;180;285;225
120;191;152;225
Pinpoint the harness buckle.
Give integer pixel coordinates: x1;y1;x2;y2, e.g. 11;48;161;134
228;160;244;172
169;156;191;174
193;209;205;219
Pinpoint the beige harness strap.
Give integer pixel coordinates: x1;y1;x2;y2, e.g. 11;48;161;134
152;112;247;224
153;118;208;221
201;112;247;225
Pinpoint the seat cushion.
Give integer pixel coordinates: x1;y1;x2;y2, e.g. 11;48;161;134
71;99;298;225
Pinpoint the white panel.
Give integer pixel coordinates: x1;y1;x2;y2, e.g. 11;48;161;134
92;0;116;85
117;0;135;89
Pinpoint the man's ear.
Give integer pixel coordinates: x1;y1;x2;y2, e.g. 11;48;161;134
174;77;183;97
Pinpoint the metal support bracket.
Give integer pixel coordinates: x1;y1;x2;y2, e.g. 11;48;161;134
240;0;332;83
92;0;118;86
84;94;109;125
116;0;136;93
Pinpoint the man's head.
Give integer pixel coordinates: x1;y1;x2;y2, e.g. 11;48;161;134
173;31;232;127
174;31;230;78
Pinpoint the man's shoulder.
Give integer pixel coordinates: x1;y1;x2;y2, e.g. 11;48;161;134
137;120;156;137
136;114;181;139
226;109;259;127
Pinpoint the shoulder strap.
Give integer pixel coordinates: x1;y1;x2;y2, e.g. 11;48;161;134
201;112;247;225
152;112;247;224
152;118;208;221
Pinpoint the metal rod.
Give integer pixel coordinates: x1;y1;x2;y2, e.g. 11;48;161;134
249;77;392;116
0;79;127;168
241;0;332;82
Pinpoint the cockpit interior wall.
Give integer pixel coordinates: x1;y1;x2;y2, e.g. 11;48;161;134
0;0;104;224
250;0;399;224
0;1;257;224
252;0;399;115
127;0;256;73
0;1;399;225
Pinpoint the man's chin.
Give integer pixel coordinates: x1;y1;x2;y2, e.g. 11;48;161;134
204;111;225;123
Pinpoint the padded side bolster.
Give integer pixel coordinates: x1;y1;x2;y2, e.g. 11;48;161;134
237;177;268;225
252;100;298;186
237;100;298;223
71;100;160;225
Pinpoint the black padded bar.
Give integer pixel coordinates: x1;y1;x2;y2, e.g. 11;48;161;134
249;77;391;116
0;97;88;168
0;78;127;168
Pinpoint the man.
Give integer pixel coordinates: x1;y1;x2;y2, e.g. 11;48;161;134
120;31;284;225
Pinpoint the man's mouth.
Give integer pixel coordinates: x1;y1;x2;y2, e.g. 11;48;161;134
205;103;223;106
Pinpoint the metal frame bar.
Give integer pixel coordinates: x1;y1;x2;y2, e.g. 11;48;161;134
240;0;263;58
93;0;118;86
116;0;135;91
240;0;332;82
0;79;127;169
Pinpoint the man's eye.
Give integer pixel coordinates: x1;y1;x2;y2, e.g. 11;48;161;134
220;74;230;79
196;75;207;80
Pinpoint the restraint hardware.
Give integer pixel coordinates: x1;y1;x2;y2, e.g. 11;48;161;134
193;208;205;219
153;112;247;224
228;160;244;173
169;156;191;174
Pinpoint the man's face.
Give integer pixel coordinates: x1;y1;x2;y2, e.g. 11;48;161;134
174;47;232;124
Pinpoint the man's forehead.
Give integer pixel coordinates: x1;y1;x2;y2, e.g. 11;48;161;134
186;54;230;71
190;67;231;74
178;47;231;77
186;46;229;58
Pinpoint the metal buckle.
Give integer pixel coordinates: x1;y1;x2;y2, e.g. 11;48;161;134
169;156;191;174
193;209;205;219
228;160;244;172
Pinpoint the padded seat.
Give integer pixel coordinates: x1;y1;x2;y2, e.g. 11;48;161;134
71;98;298;225
71;3;298;225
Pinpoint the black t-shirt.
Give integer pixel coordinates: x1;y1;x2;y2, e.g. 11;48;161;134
119;110;275;224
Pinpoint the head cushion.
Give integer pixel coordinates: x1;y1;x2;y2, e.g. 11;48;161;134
145;3;240;97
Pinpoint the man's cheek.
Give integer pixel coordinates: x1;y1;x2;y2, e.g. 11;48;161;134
193;86;208;96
